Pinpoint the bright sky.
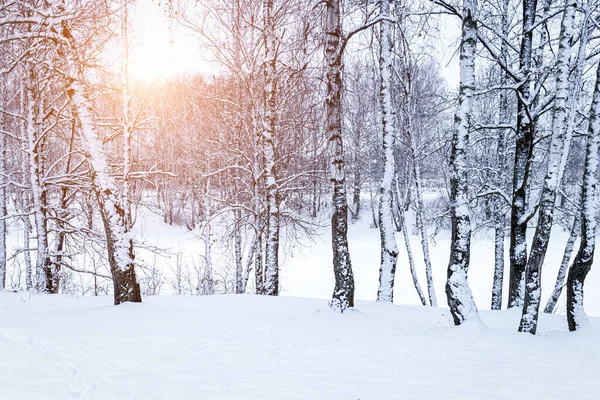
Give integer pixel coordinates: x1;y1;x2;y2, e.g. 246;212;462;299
127;1;461;89
128;1;212;80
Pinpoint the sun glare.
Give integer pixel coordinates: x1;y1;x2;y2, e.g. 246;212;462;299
128;2;206;81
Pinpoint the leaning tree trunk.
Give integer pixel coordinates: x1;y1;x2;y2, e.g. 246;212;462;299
445;0;479;325
398;195;427;306
566;60;600;331
544;214;579;313
376;0;399;303
68;80;141;305
519;1;575;334
262;0;280;296
410;140;437;307
543;0;591;316
326;0;354;312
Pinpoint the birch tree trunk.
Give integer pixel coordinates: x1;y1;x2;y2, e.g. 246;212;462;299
376;0;399;303
445;0;479;325
410;137;437;306
58;14;141;304
234;209;244;294
68;80;141;304
519;0;576;334
19;82;32;290
508;0;537;308
544;214;579;313
121;0;133;237
566;60;600;331
490;0;510;311
203;177;214;295
0;76;6;290
262;0;280;296
326;0;354;312
543;0;591;315
25;75;52;292
397;190;427;306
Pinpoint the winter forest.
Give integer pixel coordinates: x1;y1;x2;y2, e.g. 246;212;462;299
1;0;600;398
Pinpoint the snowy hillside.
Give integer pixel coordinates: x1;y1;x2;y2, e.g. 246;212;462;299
1;293;598;399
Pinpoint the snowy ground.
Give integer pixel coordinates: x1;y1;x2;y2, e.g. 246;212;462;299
3;205;599;398
282;216;600;318
1;293;599;399
132;208;600;320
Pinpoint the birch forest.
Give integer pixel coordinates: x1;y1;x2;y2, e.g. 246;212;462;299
2;0;600;339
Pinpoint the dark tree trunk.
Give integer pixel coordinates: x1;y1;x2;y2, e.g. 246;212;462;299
508;0;537;309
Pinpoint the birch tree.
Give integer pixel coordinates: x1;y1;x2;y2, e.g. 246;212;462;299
376;0;399;303
566;60;600;331
325;0;354;311
507;0;537;308
444;0;479;325
519;0;576;334
262;0;280;296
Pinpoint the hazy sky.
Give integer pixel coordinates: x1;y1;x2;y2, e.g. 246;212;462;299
128;1;461;89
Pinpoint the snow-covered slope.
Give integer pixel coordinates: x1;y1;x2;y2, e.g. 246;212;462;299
1;293;598;399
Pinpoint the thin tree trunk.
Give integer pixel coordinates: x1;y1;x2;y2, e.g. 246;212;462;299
235;209;244;294
0;75;6;290
203;177;214;295
490;0;510;311
398;196;427;306
446;0;479;325
376;0;399;303
544;214;579;313
19;82;32;290
410;141;437;307
326;0;354;312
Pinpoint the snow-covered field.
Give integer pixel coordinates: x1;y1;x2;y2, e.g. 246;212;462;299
133;209;600;318
3;209;599;398
1;293;599;399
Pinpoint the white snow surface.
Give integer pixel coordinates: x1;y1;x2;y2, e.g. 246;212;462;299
1;292;599;399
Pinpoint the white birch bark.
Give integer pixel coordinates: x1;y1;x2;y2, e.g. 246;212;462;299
121;0;133;232
0;74;6;290
234;209;244;294
262;0;279;296
203;177;214;295
519;0;576;334
566;60;600;331
410;135;437;306
19;81;32;290
25;75;51;292
376;0;399;302
326;0;354;312
68;79;141;304
445;0;479;325
544;214;579;314
490;0;509;311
